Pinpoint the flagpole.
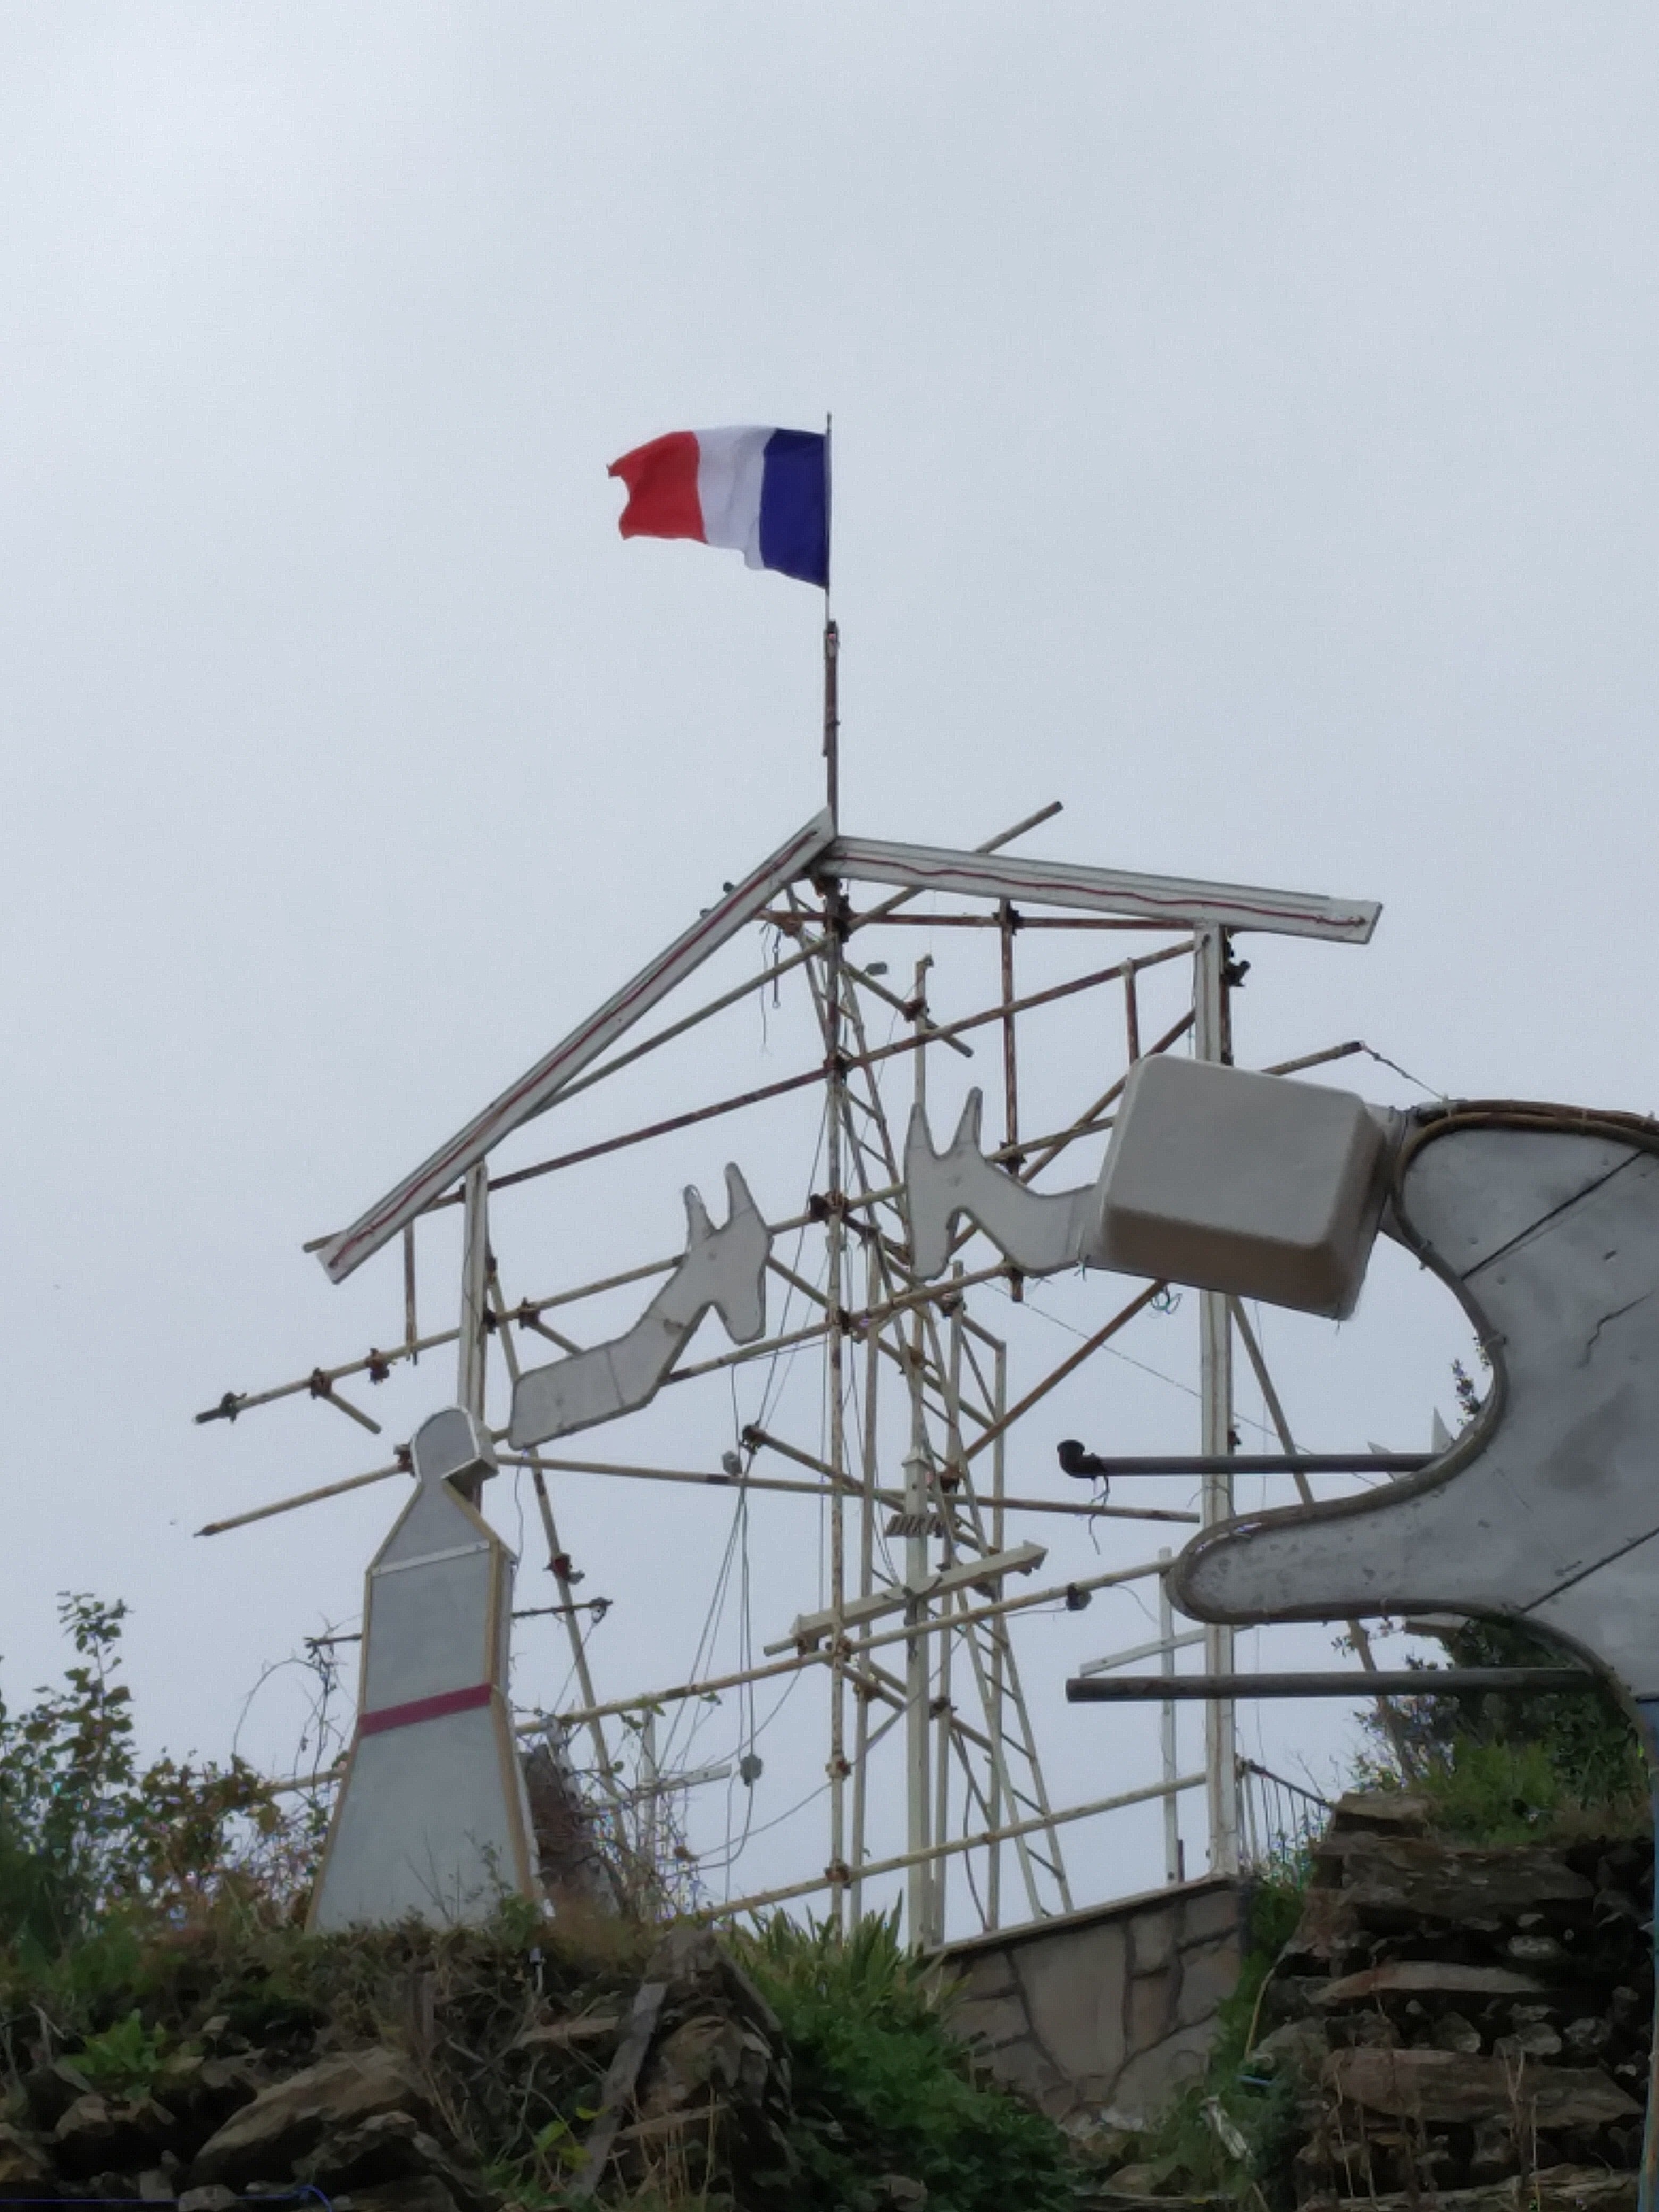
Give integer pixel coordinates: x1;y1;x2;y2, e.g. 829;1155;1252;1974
822;413;838;828
823;618;839;827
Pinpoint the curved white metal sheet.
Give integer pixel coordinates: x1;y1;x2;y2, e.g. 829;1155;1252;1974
1176;1117;1659;1698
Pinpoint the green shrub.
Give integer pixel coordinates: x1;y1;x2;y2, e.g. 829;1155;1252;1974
739;1910;1076;2212
1356;1615;1650;1841
0;1594;313;1968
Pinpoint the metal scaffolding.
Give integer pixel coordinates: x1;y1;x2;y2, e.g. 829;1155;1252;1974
197;799;1386;1940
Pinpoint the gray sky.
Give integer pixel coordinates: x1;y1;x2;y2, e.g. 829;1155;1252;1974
3;5;1655;1922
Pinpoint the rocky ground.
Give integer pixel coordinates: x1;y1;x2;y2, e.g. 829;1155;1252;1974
0;1924;799;2208
1250;1792;1654;2212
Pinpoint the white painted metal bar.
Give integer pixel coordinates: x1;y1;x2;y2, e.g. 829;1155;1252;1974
699;1770;1208;1923
902;1437;932;1947
988;1339;1007;1926
457;1163;490;1418
1194;926;1240;1876
1159;1549;1183;1886
319;808;835;1281
197;1452;1198;1542
1077;1624;1206;1677
823;901;851;1925
546;1557;1162;1732
827;835;1381;944
768;1544;1047;1655
196;1461;407;1536
849;1236;883;1924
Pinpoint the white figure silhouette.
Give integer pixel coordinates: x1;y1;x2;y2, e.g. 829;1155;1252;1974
309;1406;538;1930
906;1089;1093;1279
509;1164;772;1450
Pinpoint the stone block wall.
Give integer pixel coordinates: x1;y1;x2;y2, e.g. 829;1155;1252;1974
941;1875;1242;2127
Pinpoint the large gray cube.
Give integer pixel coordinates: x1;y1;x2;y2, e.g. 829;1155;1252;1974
1093;1057;1390;1318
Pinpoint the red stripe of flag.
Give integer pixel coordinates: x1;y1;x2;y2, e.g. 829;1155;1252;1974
608;430;703;542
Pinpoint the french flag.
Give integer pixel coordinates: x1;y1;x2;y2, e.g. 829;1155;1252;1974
608;426;830;589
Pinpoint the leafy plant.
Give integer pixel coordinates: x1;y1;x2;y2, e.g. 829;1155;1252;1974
739;1909;1076;2212
70;2007;169;2094
0;1594;319;1966
1353;1615;1650;1840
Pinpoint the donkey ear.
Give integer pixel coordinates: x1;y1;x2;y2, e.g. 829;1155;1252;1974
952;1089;985;1152
683;1185;714;1246
904;1098;936;1163
723;1162;760;1223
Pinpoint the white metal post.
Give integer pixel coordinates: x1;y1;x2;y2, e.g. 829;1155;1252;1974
457;1163;490;1421
849;1236;882;1924
988;1338;1007;1927
640;1705;659;1887
824;891;850;1929
903;1435;933;1947
1158;1548;1182;1886
1194;928;1240;1876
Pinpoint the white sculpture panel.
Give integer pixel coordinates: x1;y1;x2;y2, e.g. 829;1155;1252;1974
309;1407;539;1930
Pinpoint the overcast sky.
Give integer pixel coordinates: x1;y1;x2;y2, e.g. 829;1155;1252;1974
3;6;1655;1926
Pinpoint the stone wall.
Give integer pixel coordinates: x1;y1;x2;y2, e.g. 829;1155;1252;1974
941;1874;1242;2128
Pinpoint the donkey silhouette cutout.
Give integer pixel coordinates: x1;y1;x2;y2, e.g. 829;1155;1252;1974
509;1163;772;1449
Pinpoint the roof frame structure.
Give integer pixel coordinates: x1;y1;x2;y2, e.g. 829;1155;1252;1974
320;816;1380;1284
828;836;1380;943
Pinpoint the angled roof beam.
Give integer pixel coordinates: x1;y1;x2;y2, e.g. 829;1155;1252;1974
827;835;1380;944
319;809;835;1284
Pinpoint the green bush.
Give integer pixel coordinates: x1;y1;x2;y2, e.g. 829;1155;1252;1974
1358;1615;1650;1841
739;1911;1077;2212
0;1595;319;1973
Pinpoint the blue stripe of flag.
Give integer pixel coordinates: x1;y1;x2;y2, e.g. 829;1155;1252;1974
758;430;830;589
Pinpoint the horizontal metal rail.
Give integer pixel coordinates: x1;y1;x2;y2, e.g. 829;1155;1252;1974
698;1770;1208;1922
1057;1453;1434;1478
1067;1668;1600;1702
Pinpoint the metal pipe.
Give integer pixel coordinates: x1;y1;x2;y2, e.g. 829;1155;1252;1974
201;1449;1201;1539
827;913;1196;931
1051;1452;1432;1477
1195;924;1239;1877
548;1556;1162;1731
699;1770;1208;1923
196;1461;406;1536
466;954;1146;1205
1068;1669;1602;1702
1262;1040;1365;1078
1158;1552;1182;1884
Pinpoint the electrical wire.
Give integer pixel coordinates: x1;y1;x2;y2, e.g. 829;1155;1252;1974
1012;1282;1278;1443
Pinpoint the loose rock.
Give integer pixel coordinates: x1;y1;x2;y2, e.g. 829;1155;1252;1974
190;2047;430;2190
